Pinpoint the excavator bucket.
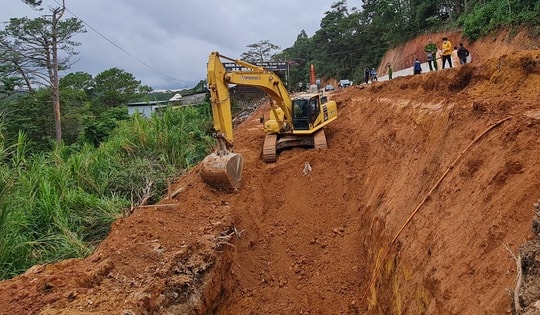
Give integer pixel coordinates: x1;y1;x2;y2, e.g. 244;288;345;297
200;152;244;191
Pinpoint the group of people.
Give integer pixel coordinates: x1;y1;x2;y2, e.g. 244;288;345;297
413;37;470;75
422;36;470;73
364;36;470;81
363;67;378;84
363;65;395;83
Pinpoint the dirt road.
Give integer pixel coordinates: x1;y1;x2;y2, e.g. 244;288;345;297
0;30;539;314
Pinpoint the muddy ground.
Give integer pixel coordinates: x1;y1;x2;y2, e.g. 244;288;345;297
0;29;540;314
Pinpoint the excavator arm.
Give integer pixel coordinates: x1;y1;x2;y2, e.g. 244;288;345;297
208;52;294;134
206;52;236;151
200;53;249;191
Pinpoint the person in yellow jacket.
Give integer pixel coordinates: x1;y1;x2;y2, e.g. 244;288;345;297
441;37;453;69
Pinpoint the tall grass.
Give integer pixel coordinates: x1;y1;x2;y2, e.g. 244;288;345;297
0;105;214;280
459;0;540;40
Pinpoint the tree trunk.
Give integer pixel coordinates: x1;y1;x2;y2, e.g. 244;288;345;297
52;79;61;143
51;4;64;144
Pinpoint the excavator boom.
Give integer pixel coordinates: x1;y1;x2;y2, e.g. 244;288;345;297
200;52;244;191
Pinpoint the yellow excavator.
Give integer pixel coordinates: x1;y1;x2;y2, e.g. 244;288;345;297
200;52;338;191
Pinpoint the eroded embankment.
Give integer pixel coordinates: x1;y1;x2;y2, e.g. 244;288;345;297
147;51;540;314
86;80;540;314
345;64;539;314
216;53;540;313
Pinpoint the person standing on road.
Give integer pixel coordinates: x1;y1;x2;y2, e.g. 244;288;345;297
457;43;470;64
413;58;422;75
370;68;378;82
388;64;393;80
364;67;370;84
424;37;438;71
441;37;453;69
452;46;460;67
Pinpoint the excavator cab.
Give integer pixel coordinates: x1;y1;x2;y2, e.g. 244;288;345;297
292;95;321;130
293;99;309;130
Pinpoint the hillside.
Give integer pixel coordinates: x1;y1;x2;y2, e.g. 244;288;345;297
377;29;539;77
0;30;540;314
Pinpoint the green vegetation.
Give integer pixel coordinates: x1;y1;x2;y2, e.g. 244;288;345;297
0;10;214;277
459;0;540;40
0;106;213;280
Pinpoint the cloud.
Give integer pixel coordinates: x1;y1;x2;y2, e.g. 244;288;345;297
1;0;335;90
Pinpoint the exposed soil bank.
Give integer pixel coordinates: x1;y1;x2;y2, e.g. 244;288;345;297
0;29;539;314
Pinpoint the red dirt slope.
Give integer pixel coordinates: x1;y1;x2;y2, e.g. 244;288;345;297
0;30;539;314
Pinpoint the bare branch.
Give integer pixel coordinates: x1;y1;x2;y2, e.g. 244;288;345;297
502;242;522;314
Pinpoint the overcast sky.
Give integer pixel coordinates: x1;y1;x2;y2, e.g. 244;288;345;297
2;0;346;90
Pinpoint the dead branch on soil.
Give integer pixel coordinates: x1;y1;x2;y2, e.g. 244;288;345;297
233;225;246;239
390;116;513;245
163;185;186;200
503;242;523;315
212;230;236;250
212;226;246;249
124;179;154;217
135;203;177;209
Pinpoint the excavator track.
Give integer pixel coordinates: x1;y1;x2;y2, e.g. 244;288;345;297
263;130;327;163
313;129;327;149
263;134;278;163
